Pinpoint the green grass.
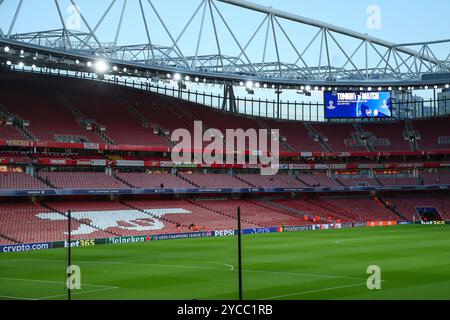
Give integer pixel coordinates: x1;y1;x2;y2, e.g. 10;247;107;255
1;225;450;300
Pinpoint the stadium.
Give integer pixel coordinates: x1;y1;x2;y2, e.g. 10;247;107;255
0;0;449;302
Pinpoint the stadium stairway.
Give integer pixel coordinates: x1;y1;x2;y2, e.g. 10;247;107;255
121;100;172;146
304;198;358;221
113;173;136;188
246;199;314;222
36;174;57;189
353;123;374;152
186;199;264;228
0;104;36;141
234;175;257;187
264;199;325;222
404;120;419;151
178;175;200;188
304;123;333;152
376;197;408;221
36;76;116;145
0;232;21;244
41;202;122;237
256;118;296;152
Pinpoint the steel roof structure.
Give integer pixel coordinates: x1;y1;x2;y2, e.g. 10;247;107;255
0;0;449;87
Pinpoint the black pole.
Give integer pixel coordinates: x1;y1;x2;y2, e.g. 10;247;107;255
237;207;243;301
67;210;71;301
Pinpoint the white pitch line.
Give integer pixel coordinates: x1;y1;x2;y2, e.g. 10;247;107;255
9;258;361;281
35;286;118;300
0;277;117;289
260;282;368;300
243;269;365;281
0;294;35;300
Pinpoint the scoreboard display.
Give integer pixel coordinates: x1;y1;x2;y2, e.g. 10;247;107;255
324;91;392;118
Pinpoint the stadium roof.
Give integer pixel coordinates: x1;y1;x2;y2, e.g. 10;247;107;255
0;0;449;88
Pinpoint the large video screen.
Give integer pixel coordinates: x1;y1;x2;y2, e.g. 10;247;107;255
324;91;392;118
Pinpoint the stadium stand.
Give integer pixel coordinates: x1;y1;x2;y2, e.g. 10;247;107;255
385;195;450;220
37;172;127;189
377;177;419;186
413;117;449;150
179;173;251;188
296;173;342;187
49;78;169;146
0;72;104;143
0;172;49;190
360;122;412;151
116;172;194;189
420;171;450;185
235;173;306;188
334;176;381;187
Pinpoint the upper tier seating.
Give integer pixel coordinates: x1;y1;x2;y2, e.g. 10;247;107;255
49;78;169;147
0;72;103;143
413;117;449;150
260;119;325;152
0;124;25;140
360;122;411;151
312;123;367;152
1;70;449;154
38;172;127;189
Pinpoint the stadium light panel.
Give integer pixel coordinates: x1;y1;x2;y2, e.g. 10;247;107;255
184;75;190;81
166;73;171;78
305;85;311;91
359;87;364;91
75;59;79;64
87;61;93;67
6;60;11;66
263;84;267;88
255;82;260;88
446;84;450;89
123;67;127;72
4;46;10;53
368;87;372;91
18;62;24;68
246;81;253;89
239;81;244;86
173;73;181;81
32;64;36;69
388;87;392;91
112;66;118;71
194;77;199;82
434;85;438;89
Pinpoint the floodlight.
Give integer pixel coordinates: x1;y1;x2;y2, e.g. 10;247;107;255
95;60;108;73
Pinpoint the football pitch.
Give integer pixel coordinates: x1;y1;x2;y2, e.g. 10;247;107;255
0;225;449;300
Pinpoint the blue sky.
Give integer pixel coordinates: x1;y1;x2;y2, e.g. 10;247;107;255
1;0;449;47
